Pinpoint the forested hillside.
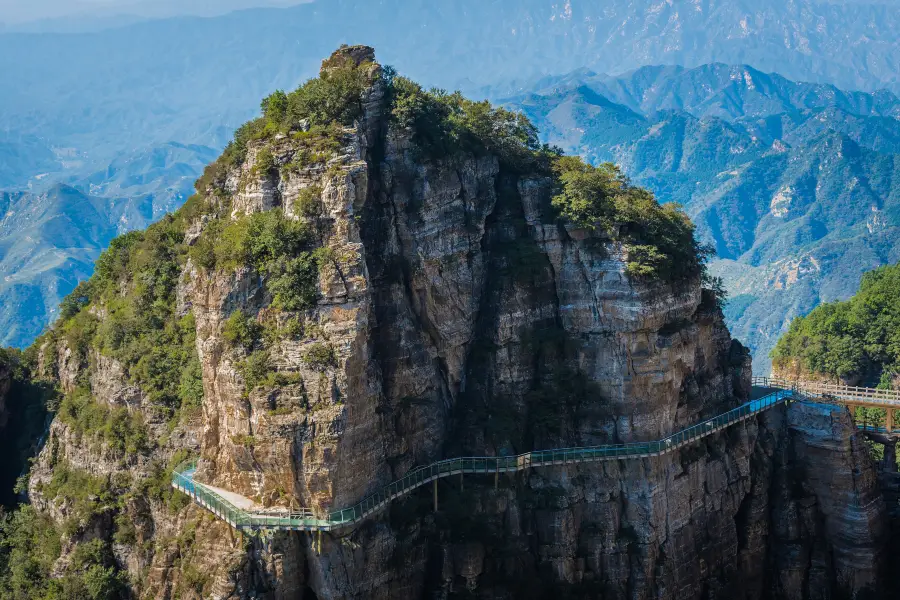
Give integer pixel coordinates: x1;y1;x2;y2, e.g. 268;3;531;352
772;262;900;386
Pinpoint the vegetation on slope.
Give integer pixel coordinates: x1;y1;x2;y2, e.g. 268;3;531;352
772;262;900;385
549;156;711;281
387;72;714;285
0;50;383;600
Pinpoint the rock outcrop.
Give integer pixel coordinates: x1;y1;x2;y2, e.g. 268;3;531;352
17;46;893;600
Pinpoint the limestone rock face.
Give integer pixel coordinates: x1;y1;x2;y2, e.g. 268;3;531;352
23;46;892;600
770;402;886;596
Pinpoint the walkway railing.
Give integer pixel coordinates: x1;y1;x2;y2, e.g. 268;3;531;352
173;388;795;532
752;377;900;407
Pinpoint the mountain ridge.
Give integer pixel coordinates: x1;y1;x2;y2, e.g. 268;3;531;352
505;64;900;372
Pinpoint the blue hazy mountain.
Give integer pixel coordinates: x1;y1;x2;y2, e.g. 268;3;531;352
0;143;216;346
505;64;900;372
7;0;900;190
6;0;900;347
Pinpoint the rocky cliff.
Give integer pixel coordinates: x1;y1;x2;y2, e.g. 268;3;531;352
5;47;892;600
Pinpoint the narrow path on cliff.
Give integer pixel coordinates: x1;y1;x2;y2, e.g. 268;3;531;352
171;378;900;533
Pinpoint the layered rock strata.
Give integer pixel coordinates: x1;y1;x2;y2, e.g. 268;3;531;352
21;46;892;600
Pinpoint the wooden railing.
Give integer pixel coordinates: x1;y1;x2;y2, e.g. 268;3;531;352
752;377;900;407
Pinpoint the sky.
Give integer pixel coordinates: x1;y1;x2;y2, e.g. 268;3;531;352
0;0;309;24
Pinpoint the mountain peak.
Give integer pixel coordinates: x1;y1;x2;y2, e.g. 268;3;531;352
321;44;377;74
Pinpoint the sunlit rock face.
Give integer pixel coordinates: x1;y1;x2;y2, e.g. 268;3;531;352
22;46;891;600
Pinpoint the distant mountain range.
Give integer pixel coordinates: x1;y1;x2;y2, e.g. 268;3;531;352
0;143;216;346
504;63;900;372
0;0;310;32
7;0;900;190
5;0;900;353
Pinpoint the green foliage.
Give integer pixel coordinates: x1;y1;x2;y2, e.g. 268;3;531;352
287;126;344;172
281;57;374;128
261;315;305;346
93;232;144;285
80;564;124;600
240;350;271;393
59;280;95;321
253;147;276;175
294;185;324;217
302;343;337;371
58;214;203;415
201;55;374;184
196;210;320;311
772;262;900;381
129;451;192;513
230;434;257;449
260;89;288;123
61;310;99;364
550;156;624;230
550;156;709;282
267;252;320;311
196;55;374;189
389;74;711;285
58;389;149;458
178;354;204;412
112;513;136;547
227;210;312;268
223;310;262;351
0;507;62;600
387;74;558;171
219;117;275;171
36;464;116;538
179;564;210;596
0;505;126;600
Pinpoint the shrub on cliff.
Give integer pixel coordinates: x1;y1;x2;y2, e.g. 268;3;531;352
223;310;261;352
772;262;900;383
387;72;557;171
209;52;375;179
302;343;337;371
192;210;320;312
44;213;202;417
386;76;710;285
551;156;710;282
0;496;127;600
58;388;149;458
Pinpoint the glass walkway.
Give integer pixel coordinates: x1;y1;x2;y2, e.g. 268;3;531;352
172;378;900;532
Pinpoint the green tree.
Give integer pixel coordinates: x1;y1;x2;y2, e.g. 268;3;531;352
773;262;900;382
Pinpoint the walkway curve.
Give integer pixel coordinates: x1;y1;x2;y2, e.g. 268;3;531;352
172;378;900;532
173;386;806;532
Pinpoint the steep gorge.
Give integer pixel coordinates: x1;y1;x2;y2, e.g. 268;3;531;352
2;47;893;600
